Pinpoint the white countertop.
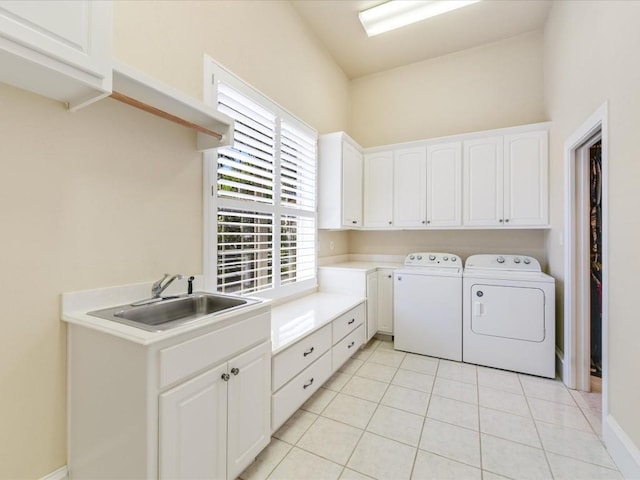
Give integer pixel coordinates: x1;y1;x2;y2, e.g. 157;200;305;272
61;279;270;346
271;292;365;354
318;261;403;273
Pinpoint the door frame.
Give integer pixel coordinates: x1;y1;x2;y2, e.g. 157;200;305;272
563;102;608;412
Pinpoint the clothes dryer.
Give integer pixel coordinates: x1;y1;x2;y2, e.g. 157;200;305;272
394;252;462;361
463;254;555;378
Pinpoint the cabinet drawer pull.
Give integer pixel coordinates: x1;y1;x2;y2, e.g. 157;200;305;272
303;378;314;389
303;347;315;357
348;318;355;325
230;367;240;376
221;373;230;381
348;341;355;349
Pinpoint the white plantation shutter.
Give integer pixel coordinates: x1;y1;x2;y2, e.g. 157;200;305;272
217;209;273;294
208;62;317;298
217;83;276;204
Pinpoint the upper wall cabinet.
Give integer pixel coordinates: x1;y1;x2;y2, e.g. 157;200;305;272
319;132;363;229
394;147;427;228
463;130;548;227
363;150;393;228
0;0;112;110
427;142;462;227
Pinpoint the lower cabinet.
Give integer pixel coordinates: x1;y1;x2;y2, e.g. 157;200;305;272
271;302;365;432
67;308;272;480
377;268;395;335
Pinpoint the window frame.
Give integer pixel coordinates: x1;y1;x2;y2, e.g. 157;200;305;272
203;56;318;300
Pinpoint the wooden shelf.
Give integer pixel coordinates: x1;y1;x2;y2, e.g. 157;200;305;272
111;60;233;151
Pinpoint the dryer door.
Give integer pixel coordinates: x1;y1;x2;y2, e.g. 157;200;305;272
470;284;545;342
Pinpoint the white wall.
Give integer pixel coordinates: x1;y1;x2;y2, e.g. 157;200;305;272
346;32;548;265
0;1;349;477
544;0;640;464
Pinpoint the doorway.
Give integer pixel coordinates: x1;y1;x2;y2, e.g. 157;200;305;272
563;103;608;420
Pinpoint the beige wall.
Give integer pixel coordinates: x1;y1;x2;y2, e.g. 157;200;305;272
348;31;546;148
346;32;548;268
113;0;349;134
544;0;640;454
0;1;349;477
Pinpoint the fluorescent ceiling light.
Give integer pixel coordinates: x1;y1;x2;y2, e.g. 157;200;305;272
359;0;482;37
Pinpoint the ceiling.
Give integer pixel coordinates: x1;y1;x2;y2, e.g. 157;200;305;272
289;0;552;79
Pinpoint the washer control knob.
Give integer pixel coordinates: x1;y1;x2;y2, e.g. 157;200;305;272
524;258;531;264
514;257;521;264
429;254;436;261
417;255;423;260
497;256;505;264
451;256;457;262
443;256;449;261
410;255;415;260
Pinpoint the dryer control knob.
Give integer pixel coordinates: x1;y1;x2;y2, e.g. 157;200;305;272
451;256;457;262
410;255;415;260
497;256;505;264
523;258;531;264
417;255;423;260
443;256;449;261
514;257;521;264
429;254;436;261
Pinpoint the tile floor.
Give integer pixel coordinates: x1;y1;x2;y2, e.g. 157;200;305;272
239;339;621;480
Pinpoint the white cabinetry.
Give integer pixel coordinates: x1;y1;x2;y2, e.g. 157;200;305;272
377;269;395;335
427;142;462;227
0;0;112;110
363;150;394;227
394;146;427;227
68;307;271;480
271;300;365;432
366;271;378;340
463;131;548;227
319;132;363;229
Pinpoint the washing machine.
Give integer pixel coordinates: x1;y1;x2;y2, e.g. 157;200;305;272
394;252;462;361
463;254;556;378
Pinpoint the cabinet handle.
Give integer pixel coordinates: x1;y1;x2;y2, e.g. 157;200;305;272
221;373;230;382
388;221;392;225
352;220;357;224
422;220;426;224
303;347;314;357
427;220;431;224
387;275;392;278
505;218;510;223
348;341;355;349
499;219;504;223
348;318;355;325
303;378;314;389
230;367;240;376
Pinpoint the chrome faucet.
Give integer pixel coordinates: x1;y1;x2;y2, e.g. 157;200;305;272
151;273;184;299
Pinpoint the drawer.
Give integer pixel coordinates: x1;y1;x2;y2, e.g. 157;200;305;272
159;311;270;389
332;324;364;371
271;351;332;433
272;324;331;392
332;303;365;344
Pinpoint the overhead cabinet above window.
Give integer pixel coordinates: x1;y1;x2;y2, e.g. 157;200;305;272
0;0;112;110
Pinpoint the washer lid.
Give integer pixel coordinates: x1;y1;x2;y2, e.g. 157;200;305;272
464;254;541;272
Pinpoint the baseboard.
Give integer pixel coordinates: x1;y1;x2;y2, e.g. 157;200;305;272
555;346;565;382
604;414;640;479
40;466;68;480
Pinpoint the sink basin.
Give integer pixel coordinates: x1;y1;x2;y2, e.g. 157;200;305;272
88;292;260;331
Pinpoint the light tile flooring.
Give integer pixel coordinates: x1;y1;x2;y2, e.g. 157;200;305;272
240;339;620;480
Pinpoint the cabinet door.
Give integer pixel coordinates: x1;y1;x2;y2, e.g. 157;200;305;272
427;142;462;227
377;269;394;334
394;147;427;227
463;137;504;227
227;341;272;480
503;131;548;226
342;141;363;227
363;151;394;228
366;271;378;341
159;364;228;480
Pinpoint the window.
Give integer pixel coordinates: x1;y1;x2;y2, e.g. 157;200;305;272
205;58;317;299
